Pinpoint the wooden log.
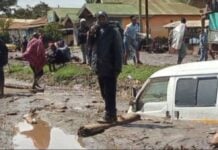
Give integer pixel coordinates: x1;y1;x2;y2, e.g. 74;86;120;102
78;113;140;137
5;83;31;89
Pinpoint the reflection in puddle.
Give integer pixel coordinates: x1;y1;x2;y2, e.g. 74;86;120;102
13;120;84;149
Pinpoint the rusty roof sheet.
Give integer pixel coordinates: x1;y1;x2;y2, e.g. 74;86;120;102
164;20;209;28
9;17;48;29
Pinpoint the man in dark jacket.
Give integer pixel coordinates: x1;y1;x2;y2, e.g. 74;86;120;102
89;11;122;123
0;39;8;98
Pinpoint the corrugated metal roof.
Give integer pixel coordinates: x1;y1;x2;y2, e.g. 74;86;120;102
85;3;138;16
47;8;80;22
79;0;200;17
101;0;123;4
146;0;200;15
164;20;209;28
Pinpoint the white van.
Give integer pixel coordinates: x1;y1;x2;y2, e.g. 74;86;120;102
128;60;218;120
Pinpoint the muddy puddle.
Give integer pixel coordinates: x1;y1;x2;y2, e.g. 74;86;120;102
13;119;84;149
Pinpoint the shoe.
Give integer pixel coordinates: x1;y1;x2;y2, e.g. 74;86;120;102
97;115;117;124
137;60;143;64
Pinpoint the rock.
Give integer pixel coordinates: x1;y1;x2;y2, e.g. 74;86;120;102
65;98;70;102
54;102;67;109
210;133;218;146
23;114;37;124
85;104;95;108
56;109;66;113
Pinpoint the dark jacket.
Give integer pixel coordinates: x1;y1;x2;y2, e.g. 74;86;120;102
91;24;122;77
78;26;89;45
0;40;8;67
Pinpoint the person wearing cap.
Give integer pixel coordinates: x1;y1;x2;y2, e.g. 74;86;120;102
78;18;89;64
0;39;8;98
89;11;122;123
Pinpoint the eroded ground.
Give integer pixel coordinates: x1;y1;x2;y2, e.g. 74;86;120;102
1;52;218;149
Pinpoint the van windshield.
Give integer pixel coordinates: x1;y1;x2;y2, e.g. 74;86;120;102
136;77;169;111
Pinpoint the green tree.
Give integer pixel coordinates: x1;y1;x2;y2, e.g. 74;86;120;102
0;0;17;16
13;7;32;19
0;19;11;42
32;2;50;18
42;23;62;42
12;2;50;19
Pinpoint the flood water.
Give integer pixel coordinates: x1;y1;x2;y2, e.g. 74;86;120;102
13;119;84;149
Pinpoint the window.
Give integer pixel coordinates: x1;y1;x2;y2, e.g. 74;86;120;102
197;78;217;106
175;79;197;106
175;77;218;107
137;77;169;111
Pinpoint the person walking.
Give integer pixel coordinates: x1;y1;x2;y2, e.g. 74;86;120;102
22;33;46;90
123;15;142;65
0;39;8;98
89;11;122;123
21;35;28;53
199;27;209;61
171;17;187;64
78;18;89;64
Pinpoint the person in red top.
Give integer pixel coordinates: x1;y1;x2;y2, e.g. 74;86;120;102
22;32;46;90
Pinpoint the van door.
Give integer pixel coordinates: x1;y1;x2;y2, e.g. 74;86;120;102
135;77;170;118
172;76;218;120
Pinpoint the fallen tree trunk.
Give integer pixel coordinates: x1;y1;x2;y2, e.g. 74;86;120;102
5;83;31;89
78;113;140;137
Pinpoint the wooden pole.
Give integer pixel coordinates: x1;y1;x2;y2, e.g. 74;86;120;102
139;0;143;32
145;0;149;40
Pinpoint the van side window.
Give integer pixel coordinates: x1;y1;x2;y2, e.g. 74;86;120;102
175;77;218;107
197;78;217;106
175;79;197;106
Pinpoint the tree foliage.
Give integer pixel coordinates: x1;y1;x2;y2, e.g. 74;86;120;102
0;19;11;42
42;23;63;42
0;0;17;16
12;2;50;19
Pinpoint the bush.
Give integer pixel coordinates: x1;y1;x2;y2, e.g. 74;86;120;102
0;32;10;43
42;23;63;42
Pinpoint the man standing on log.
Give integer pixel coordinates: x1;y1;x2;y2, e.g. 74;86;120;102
0;39;8;98
89;11;122;123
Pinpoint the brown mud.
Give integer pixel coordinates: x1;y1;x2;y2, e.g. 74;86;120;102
1;52;218;149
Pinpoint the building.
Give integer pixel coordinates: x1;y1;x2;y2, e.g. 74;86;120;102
47;8;80;45
78;0;201;38
7;17;48;41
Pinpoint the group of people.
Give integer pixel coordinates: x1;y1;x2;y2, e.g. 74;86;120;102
77;15;143;66
46;40;72;72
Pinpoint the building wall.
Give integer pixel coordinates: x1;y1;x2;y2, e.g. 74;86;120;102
121;15;201;38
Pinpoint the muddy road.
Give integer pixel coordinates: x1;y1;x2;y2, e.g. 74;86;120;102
1;52;218;149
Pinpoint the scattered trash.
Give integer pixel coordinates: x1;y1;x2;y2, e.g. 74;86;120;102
85;104;95;109
23;108;38;124
7;112;18;116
